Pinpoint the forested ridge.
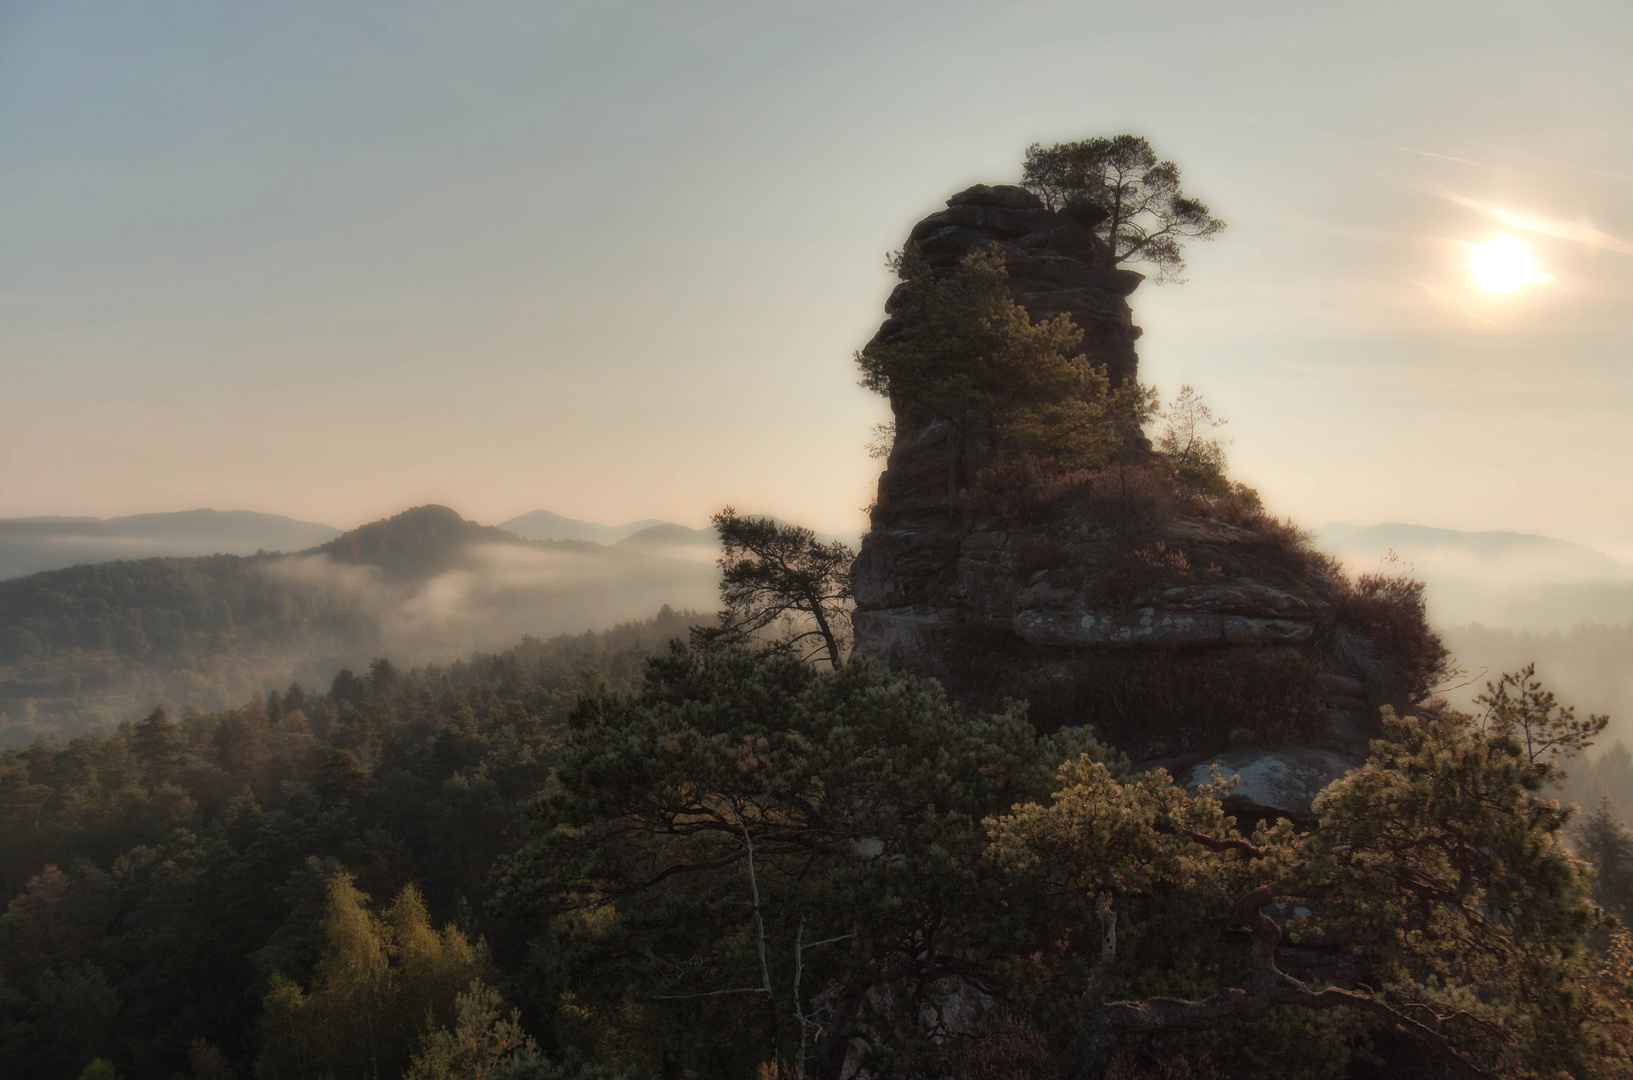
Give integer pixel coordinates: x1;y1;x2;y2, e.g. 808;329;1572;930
1444;623;1633;749
0;608;696;1079
0;506;716;747
7;609;1633;1080
0;553;376;746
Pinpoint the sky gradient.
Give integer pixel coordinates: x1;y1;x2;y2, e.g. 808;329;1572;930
4;1;1630;542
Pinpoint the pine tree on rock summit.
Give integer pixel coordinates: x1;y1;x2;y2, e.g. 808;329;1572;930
1022;134;1225;283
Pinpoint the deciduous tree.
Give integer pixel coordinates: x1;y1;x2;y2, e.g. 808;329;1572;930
256;877;481;1080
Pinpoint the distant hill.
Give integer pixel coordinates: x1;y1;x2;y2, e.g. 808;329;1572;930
0;509;341;580
501;508;865;552
0;504;869;745
0;505;716;746
498;509;668;544
1313;522;1633;630
318;504;536;579
1315;522;1631;583
611;519;865;562
616;522;719;560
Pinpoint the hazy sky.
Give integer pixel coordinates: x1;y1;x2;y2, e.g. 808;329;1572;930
4;1;1630;541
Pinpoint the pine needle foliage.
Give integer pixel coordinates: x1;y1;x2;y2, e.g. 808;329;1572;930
691;508;854;670
1021;135;1225;283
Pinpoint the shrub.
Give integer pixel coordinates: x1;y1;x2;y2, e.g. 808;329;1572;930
1085;541;1223;611
947;1014;1054;1080
966;456;1100;526
1330;564;1449;705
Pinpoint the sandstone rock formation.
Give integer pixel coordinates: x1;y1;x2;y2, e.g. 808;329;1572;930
873;183;1144;386
852;184;1431;820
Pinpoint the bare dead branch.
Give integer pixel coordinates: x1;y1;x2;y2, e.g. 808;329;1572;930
648;987;771;1001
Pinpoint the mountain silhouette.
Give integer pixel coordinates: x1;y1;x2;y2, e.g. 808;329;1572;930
314;504;536;580
0;509;341;580
498;509;669;544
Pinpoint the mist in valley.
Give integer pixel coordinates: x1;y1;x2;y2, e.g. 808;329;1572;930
0;510;722;746
1311;521;1633;778
263;540;716;662
9;506;1633;762
0;510;342;580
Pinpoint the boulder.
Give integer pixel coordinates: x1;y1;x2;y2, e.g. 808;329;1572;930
1181;746;1362;819
945;183;1045;209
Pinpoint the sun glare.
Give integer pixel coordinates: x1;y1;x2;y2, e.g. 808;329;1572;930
1469;236;1549;294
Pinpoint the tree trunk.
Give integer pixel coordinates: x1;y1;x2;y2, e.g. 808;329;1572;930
807;595;843;671
765;993;783;1074
813;925;873;1080
1064;1009;1121;1080
1109;178;1124;265
1055;891;1495;1080
741;820;782;1067
1066;899;1121;1080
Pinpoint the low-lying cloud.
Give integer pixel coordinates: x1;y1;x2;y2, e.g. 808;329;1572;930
259;541;719;667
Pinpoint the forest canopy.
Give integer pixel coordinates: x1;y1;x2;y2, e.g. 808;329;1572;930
5;611;1630;1080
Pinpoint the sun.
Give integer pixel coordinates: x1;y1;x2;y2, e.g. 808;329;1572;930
1469;236;1550;294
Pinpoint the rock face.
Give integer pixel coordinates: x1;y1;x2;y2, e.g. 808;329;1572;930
852;184;1414;819
871;183;1144;386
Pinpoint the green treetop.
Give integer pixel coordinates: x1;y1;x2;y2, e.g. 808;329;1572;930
692;508;854;670
1022;135;1225;283
491;649;1624;1078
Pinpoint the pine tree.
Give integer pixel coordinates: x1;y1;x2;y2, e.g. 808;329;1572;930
1022;135;1225;283
692;509;853;669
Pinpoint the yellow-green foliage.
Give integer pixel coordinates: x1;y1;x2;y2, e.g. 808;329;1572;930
256;876;481;1080
1312;705;1614;1074
982;685;1627;1078
404;981;539;1080
986;756;1231;895
857;247;1147;494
